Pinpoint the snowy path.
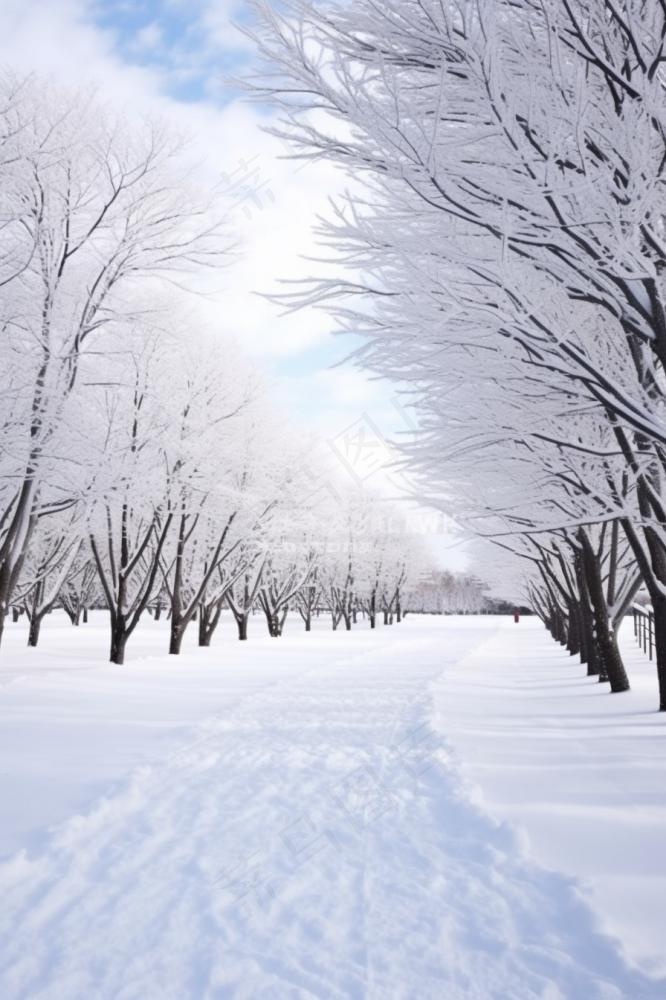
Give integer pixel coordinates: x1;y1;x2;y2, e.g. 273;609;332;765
0;619;663;999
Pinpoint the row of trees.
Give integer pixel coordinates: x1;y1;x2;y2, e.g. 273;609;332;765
408;572;491;615
253;0;666;707
9;467;424;662
0;72;433;664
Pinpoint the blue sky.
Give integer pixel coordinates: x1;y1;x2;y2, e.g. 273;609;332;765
91;0;257;103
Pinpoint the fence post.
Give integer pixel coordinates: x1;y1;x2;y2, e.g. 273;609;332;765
648;611;654;659
634;604;656;662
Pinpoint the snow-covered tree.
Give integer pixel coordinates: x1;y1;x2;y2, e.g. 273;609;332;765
0;75;226;645
253;0;666;707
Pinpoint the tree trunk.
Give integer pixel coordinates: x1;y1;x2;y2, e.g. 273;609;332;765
651;592;666;712
110;619;128;665
28;614;43;647
598;633;627;689
579;531;629;693
575;555;600;677
620;514;666;709
582;606;600;675
566;601;580;656
198;593;225;647
237;615;248;641
198;617;208;646
0;487;37;651
198;607;211;647
578;610;588;665
64;604;81;626
263;607;281;637
169;624;185;655
555;607;567;645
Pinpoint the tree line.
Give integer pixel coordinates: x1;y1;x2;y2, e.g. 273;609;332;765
0;73;440;664
251;0;666;708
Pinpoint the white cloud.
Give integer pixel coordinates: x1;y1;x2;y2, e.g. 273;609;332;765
312;368;385;408
197;0;256;54
0;0;162;99
132;20;164;52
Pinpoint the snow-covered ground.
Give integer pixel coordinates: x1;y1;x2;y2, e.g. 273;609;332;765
0;612;664;999
435;616;666;980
